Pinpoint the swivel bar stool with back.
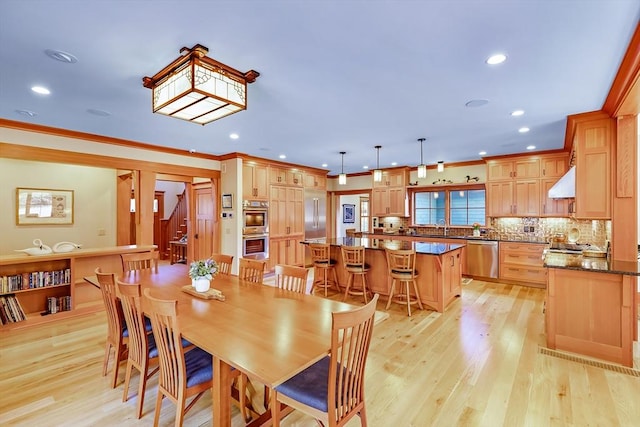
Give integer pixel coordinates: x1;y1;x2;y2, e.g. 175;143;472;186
308;243;340;297
385;248;424;316
340;245;371;304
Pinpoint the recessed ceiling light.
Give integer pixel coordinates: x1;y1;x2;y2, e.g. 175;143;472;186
31;86;50;95
519;127;530;133
44;49;78;64
526;145;536;150
465;99;489;108
363;166;369;170
511;110;525;116
229;133;239;139
479;151;487;156
391;161;398;166
486;53;507;65
321;163;328;168
15;109;37;117
87;108;111;117
189;149;196;153
279;154;286;159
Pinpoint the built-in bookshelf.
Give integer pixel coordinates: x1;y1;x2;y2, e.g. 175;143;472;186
0;245;156;331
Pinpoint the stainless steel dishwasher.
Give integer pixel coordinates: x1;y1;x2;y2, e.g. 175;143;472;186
466;240;499;278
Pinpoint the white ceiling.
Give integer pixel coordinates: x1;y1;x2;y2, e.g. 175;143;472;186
0;1;638;176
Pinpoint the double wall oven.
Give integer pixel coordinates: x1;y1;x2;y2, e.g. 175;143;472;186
242;200;269;259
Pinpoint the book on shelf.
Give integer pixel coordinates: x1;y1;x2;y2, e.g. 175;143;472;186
1;268;71;293
0;294;26;324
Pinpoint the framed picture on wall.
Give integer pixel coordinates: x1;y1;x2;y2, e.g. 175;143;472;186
342;204;355;223
16;187;74;225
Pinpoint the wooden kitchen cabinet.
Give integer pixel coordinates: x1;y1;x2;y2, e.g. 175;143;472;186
540;153;569;178
540;178;570;217
270;186;304;237
270;165;303;187
372;168;409;188
486;157;540;181
243;162;269;200
371;167;409;216
574;117;612;219
546;267;634;367
304;172;326;189
499;242;546;287
268;237;305;270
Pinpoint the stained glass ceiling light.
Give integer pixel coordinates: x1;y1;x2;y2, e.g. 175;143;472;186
142;44;259;125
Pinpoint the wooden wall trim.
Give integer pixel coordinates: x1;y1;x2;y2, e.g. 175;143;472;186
603;22;640;117
0;142;220;178
0;118;220;160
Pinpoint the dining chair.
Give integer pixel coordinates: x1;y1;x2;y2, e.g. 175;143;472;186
143;288;246;426
270;294;379;426
274;264;309;294
385;248;423;316
210;253;234;275
121;250;159;275
308;243;340;297
340;245;371;304
95;267;128;389
238;258;267;283
116;280;159;419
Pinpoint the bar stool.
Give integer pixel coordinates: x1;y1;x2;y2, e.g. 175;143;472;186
340;245;371;303
308;243;340;296
385;248;423;316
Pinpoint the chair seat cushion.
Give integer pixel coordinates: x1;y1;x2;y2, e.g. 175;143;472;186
184;347;213;388
147;334;191;359
275;356;330;412
390;269;418;276
345;263;370;271
314;259;337;266
123;317;152;338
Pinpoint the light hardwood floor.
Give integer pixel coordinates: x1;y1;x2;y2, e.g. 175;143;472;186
1;262;639;426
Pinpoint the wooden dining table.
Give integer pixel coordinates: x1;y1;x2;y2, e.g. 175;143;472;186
86;271;357;427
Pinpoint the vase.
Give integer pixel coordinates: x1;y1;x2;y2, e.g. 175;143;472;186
473;229;480;237
194;277;211;292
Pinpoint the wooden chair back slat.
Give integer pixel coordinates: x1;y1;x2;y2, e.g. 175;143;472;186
121;251;159;275
274;264;309;294
210;253;234;275
238;258;267;284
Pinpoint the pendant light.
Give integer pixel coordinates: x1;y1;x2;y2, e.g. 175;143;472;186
437;161;444;172
339;151;347;185
417;138;427;179
373;145;383;182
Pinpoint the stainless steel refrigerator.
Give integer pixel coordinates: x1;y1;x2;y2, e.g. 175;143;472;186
304;189;327;266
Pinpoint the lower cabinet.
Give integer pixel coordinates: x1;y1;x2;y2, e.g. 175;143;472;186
268;236;305;271
499;242;547;287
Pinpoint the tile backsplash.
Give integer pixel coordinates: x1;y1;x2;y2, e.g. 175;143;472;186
377;216;610;248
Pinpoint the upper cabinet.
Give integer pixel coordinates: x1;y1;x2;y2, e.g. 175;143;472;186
540;154;568;178
487;157;540;181
371;167;409;216
372;168;409;188
304;172;327;189
574;117;612;219
270;165;303;187
243;162;269;200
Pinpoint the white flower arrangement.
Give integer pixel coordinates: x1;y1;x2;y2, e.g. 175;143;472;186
188;258;219;280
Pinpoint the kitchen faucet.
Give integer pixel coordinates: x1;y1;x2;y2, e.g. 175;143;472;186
437;219;448;236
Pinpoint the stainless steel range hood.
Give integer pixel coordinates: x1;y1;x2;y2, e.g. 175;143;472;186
548;165;575;199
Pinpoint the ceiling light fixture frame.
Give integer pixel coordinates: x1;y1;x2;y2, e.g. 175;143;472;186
417;138;427;179
437;161;444;173
339;151;347;185
373;145;383;182
143;44;259;125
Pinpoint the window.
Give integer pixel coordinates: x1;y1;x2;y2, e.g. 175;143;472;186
360;197;369;232
413;188;485;226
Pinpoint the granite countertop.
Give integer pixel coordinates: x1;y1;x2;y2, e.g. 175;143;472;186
544;252;640;276
362;231;548;244
303;237;465;256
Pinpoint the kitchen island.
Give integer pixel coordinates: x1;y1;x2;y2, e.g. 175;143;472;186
305;237;465;312
544;253;639;367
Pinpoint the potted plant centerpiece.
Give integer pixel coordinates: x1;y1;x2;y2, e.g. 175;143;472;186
472;222;481;237
189;258;219;292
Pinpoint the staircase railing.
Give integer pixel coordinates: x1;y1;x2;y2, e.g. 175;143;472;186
162;191;187;258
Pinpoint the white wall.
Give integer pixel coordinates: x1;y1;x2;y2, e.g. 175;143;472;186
336;194;366;237
0;158;117;254
155;181;185;219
